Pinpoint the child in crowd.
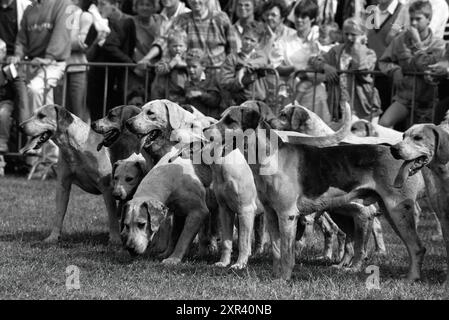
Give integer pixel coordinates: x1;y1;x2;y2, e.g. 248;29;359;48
310;18;381;122
378;0;446;128
184;49;221;119
151;28;188;103
220;22;269;105
317;22;342;53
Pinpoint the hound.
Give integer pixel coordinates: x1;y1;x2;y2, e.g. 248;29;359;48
20;105;120;244
203;101;424;281
391;123;449;287
126;100;266;269
277;104;388;266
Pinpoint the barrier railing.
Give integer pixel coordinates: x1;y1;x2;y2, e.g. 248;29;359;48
0;60;444;176
286;69;441;125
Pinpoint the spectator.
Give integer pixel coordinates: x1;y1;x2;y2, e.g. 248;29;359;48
232;0;263;51
86;0;136;120
0;39;14;153
131;0;162;100
132;0;161;63
184;49;221;118
317;21;342;53
310;18;381;122
65;0;93;123
121;0;135;15
378;0;446;128
0;0;31;153
419;0;449;40
367;0;410;117
428;46;449;124
143;0;238;82
126;87;145;106
258;0;296;67
10;0;72;122
221;22;269;104
151;28;188;103
272;0;330;123
137;0;190;65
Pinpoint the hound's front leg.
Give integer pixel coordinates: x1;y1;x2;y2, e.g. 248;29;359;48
232;203;256;269
278;207;299;280
102;189;120;245
264;206;281;277
44;158;72;243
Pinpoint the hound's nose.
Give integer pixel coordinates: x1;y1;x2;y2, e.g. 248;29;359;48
91;121;99;131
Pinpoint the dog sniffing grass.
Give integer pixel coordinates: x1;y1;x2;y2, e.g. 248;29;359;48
0;176;448;299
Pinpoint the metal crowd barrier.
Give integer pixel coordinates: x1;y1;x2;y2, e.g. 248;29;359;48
0;60;443;176
285;69;441;125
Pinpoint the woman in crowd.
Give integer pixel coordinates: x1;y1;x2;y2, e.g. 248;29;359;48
271;0;330;123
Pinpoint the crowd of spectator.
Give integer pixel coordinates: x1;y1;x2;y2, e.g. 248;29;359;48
1;0;449;172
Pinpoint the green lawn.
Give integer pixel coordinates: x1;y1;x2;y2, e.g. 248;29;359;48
0;176;448;299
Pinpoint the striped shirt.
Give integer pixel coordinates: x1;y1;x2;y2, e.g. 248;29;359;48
168;10;238;68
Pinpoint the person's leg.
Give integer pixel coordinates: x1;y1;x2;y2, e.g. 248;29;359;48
378;101;409;128
0;100;13;153
67;71;90;123
27;62;66;113
374;74;393;114
13;68;30;124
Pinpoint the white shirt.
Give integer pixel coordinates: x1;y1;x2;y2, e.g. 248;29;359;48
428;0;449;39
378;0;400;26
272;27;320;69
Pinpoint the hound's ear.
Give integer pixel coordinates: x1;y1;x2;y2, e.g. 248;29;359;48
54;105;74;127
163;100;185;130
134;160;146;176
432;126;449;164
241;108;261;130
143;199;169;233
122;105;141;124
291;108;309;131
255;101;276;122
112;161;121;178
120;202;130;233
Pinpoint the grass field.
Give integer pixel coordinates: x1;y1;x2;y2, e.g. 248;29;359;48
0;176;448;300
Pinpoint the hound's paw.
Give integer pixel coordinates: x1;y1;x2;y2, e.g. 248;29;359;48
43;234;60;244
230;261;247;270
208;242;219;255
162;257;182;265
214;261;230;268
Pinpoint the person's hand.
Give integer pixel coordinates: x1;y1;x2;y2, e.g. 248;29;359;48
428;60;449;77
241;71;257;86
186;89;202;98
350;36;368;56
393;68;404;88
7;55;21;65
171;54;186;68
236;68;245;85
31;57;53;65
323;64;339;83
96;30;108;47
406;26;421;48
137;58;151;66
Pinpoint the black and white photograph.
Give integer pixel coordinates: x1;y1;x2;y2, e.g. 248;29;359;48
1;0;449;302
